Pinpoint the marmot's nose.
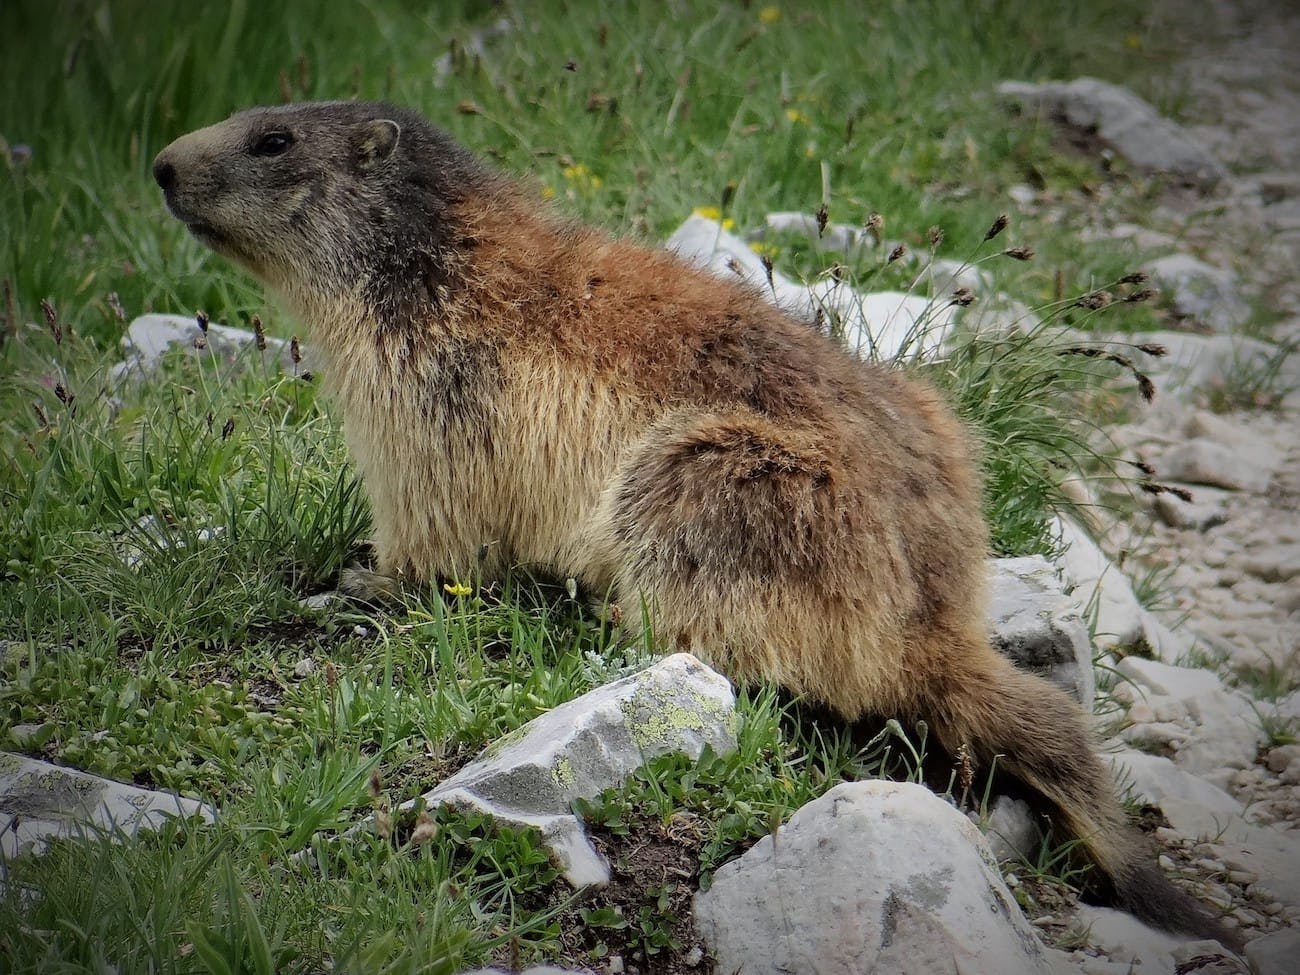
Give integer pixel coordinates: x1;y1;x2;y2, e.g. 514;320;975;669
153;157;176;192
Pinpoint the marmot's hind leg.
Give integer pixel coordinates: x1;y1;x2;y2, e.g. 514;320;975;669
594;411;907;715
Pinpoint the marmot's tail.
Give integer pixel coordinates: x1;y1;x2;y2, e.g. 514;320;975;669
922;642;1234;943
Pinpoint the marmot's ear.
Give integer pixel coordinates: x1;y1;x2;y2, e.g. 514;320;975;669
356;119;400;170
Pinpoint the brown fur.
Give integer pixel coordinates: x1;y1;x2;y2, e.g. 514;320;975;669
154;101;1230;941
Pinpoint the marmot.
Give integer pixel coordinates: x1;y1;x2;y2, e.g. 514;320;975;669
154;101;1224;940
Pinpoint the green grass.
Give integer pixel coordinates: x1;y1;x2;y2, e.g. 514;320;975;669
0;0;1192;970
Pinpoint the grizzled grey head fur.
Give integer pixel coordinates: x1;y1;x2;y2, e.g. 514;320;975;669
153;101;493;320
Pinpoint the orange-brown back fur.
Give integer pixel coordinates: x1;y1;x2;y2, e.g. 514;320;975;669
154;101;1230;942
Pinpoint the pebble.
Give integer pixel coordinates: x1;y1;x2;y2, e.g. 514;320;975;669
292;658;316;679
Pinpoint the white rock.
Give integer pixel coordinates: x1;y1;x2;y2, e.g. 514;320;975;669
1127;330;1298;401
1160;439;1275;493
1153;483;1232;530
981;795;1043;862
1052;516;1145;650
1244;927;1300;975
1110;748;1244;820
762;211;877;252
1188;813;1300;910
694;781;1065;975
1114;657;1266;780
1070;904;1190;974
1138;609;1197;665
420;654;735;887
0;752;214;859
111;313;303;383
1238;545;1300;583
986;555;1096;707
1147;254;1251;332
997;77;1227;185
665;216;958;360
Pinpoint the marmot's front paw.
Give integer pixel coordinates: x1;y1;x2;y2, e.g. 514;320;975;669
338;564;402;604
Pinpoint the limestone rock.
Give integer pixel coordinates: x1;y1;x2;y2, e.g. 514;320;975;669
1153;484;1232;530
1159;801;1300;910
0;753;214;858
1239;545;1300;583
997;77;1227;185
1113;657;1267;782
694;780;1063;975
987;555;1096;707
1160;439;1275;493
1147;254;1250;332
1110;748;1243;820
1244;927;1300;975
420;653;735;887
666;215;958;360
763;210;878;253
981;795;1043;862
1126;330;1298;402
1069;904;1196;974
110;313;305;383
1052;516;1145;650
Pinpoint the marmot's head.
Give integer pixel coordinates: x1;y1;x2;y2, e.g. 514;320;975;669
154;101;489;306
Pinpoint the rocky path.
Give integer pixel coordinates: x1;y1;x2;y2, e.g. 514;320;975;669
1042;1;1300;971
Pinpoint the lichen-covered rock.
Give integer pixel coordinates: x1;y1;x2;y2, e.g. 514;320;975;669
420;653;735;887
997;77;1227;186
0;753;214;858
694;781;1064;975
987;555;1096;707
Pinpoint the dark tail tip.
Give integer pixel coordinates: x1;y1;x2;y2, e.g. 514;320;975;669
1110;861;1242;951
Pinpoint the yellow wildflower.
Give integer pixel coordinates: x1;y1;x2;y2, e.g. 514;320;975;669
785;108;810;125
759;6;781;25
540;185;556;200
691;206;735;230
562;163;603;190
749;240;779;258
443;581;473;597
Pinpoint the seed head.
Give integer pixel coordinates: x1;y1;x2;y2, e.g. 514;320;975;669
195;310;209;333
221;418;235;441
887;244;907;264
106;292;125;322
983;214;1009;241
1002;246;1035;261
252;315;267;351
54;384;73;407
951;287;976;307
1136;342;1167;357
1118;271;1149;285
865;212;884;236
815;203;829;238
760;254;775;291
1076;290;1113;310
40;299;61;345
410;809;438;846
1124;289;1155;303
290;335;302;364
1137;373;1155;402
927;225;944;249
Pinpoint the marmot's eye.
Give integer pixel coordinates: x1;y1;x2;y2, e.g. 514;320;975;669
251;132;294;157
